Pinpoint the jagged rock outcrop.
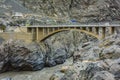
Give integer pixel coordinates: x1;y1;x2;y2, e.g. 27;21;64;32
50;34;120;80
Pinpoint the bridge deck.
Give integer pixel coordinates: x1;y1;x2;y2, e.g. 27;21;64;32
22;24;120;27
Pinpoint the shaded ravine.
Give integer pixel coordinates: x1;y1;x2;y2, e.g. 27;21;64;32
0;58;73;80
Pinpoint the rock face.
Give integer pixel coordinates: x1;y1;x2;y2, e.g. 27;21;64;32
0;40;45;72
50;34;120;80
20;0;120;23
0;31;97;73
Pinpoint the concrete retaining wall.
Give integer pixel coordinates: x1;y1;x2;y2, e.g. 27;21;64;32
0;32;33;43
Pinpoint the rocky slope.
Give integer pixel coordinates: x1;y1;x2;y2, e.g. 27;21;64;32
19;0;120;23
1;0;120;23
0;0;30;16
50;34;120;80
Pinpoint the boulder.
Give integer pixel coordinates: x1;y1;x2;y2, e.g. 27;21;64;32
45;48;67;67
0;40;45;72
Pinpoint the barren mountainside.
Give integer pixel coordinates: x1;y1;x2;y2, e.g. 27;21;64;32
0;0;120;23
19;0;120;23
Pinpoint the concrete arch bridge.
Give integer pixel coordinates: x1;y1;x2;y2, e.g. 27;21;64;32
25;24;117;42
0;24;118;43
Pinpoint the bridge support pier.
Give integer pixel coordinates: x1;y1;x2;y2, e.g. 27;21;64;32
43;27;45;36
52;27;54;32
32;28;36;41
36;27;46;42
112;27;116;35
105;27;116;37
99;27;106;39
47;27;50;35
86;27;90;32
109;27;113;35
92;27;98;34
36;27;39;41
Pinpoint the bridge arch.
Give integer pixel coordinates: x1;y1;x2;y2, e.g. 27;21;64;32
39;28;100;42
